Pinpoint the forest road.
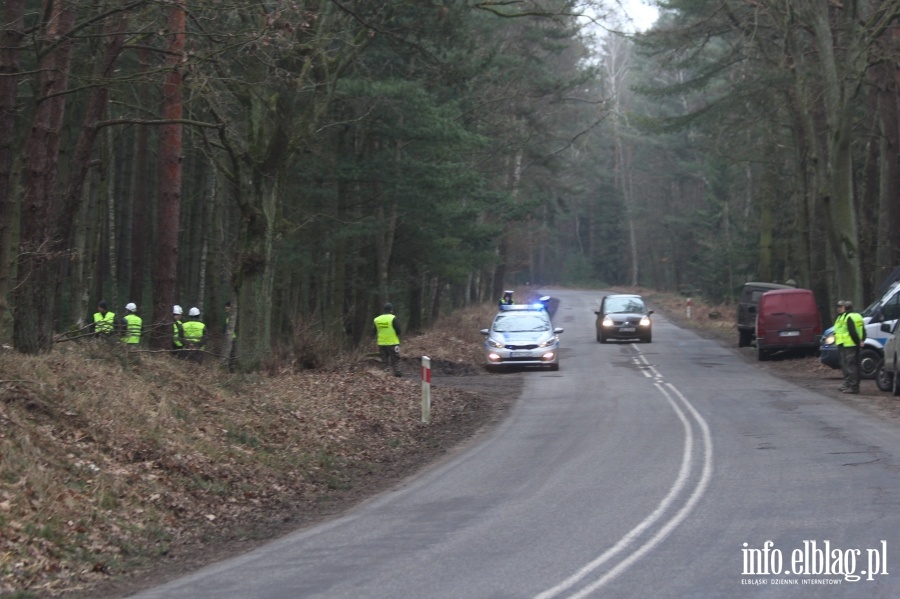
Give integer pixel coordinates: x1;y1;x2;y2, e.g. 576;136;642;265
128;289;900;598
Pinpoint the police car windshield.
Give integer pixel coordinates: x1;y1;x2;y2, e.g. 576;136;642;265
492;313;550;333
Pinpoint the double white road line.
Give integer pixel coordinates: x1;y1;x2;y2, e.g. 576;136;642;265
535;350;714;599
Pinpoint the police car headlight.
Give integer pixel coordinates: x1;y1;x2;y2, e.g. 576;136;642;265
487;337;505;349
823;334;835;345
538;336;558;348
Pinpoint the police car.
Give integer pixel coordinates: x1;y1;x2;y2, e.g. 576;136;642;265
480;303;564;372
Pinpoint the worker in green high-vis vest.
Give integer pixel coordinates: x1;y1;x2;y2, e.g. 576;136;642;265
374;303;402;377
92;300;115;338
120;302;142;345
182;307;208;364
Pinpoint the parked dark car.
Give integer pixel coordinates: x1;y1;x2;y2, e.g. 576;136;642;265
755;288;822;361
595;294;653;343
737;281;794;347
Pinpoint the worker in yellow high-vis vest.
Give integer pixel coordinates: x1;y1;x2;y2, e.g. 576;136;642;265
119;302;142;345
182;307;208;364
374;302;402;377
172;305;186;358
833;299;864;394
92;300;115;338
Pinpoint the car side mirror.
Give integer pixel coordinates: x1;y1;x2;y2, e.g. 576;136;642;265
647;310;655;316
480;328;489;335
593;310;599;315
554;327;564;334
881;322;891;333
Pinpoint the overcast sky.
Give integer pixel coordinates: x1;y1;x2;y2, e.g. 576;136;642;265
619;0;659;31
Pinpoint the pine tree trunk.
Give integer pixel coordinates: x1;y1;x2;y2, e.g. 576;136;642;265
0;0;24;339
876;38;900;275
57;14;127;316
235;182;280;370
807;0;864;303
12;1;75;353
151;1;185;349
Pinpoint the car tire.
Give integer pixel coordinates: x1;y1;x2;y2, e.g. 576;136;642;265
548;363;559;371
596;329;602;342
738;329;752;348
484;364;499;373
859;348;882;380
642;332;652;343
875;365;893;392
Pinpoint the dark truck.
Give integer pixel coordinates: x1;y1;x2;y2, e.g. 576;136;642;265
737;281;794;347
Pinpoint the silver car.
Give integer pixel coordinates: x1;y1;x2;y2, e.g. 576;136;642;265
480;305;564;371
875;319;900;395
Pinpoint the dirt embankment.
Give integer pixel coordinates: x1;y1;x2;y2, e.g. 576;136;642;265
1;304;520;599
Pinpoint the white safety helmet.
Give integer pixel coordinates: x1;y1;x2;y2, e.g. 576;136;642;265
173;305;183;315
125;302;137;312
188;307;200;317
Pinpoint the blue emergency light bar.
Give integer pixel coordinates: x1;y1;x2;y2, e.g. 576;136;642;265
499;303;547;311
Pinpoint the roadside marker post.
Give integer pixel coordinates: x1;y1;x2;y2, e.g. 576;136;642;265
686;297;692;319
421;356;431;424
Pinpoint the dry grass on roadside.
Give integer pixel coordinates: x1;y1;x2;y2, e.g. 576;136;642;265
402;303;497;368
0;312;495;598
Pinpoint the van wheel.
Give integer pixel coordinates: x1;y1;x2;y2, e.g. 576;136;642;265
859;348;881;380
893;361;900;397
738;330;752;348
875;365;893;392
757;347;768;361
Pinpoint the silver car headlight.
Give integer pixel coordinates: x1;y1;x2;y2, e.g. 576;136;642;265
538;336;558;348
823;333;835;345
487;337;505;349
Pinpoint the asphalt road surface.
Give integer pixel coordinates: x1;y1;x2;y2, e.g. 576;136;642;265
129;289;900;598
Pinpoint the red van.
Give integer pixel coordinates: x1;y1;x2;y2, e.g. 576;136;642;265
755;288;822;361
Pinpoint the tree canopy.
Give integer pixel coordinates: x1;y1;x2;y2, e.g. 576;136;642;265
2;0;897;365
